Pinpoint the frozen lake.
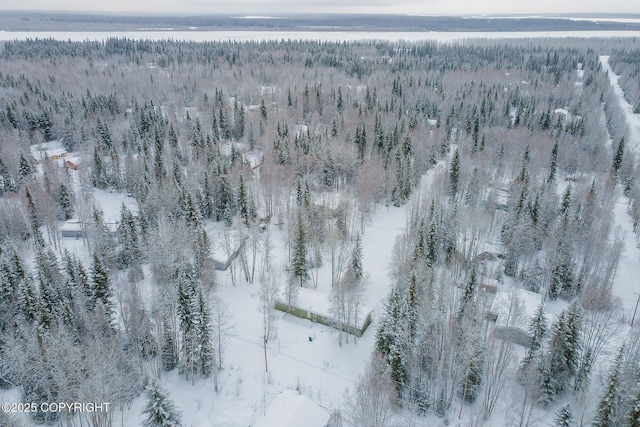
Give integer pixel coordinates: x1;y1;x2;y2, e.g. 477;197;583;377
1;29;640;43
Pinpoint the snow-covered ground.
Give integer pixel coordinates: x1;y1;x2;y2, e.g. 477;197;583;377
599;55;640;319
600;55;640;156
86;185;411;425
109;159;447;426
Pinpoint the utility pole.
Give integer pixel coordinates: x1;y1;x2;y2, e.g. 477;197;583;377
632;293;640;327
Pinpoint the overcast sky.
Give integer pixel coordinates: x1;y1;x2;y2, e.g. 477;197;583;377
0;0;638;16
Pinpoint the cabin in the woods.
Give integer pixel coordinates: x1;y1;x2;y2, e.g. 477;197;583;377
30;140;67;163
60;220;84;238
275;287;372;337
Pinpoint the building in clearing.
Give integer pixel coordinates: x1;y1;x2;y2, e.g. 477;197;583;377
276;286;372;337
60;220;84;238
29;140;67;163
253;390;330;427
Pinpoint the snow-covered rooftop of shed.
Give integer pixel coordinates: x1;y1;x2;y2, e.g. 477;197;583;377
91;189;139;225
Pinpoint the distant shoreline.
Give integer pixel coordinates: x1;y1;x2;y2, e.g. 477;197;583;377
1;12;640;33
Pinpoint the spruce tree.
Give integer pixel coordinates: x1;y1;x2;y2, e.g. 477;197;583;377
548;140;558;183
628;381;640;427
184;192;202;229
90;253;113;317
217;175;234;225
58;183;74;220
593;346;624;427
375;286;410;393
292;210;309;287
237;175;250;226
118;203;140;268
142;382;182;427
460;344;484;403
19;153;34;180
450;149;460;198
260;98;268;121
541;301;582;402
525;303;547;365
161;317;178;372
177;267;197;379
554;403;573;427
612;136;625;173
351;234;363;283
197;289;215;377
458;266;477;319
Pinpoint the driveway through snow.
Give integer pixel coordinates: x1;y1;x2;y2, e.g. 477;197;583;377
600;55;640;319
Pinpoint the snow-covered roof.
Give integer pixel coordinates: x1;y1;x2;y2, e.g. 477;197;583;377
293;287;332;318
284;286;372;330
242;150;264;169
91;189;139;226
253;390;330;427
219;140;246;157
30;140;67;160
60;219;83;232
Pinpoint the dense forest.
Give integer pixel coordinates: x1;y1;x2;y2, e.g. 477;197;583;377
0;37;639;426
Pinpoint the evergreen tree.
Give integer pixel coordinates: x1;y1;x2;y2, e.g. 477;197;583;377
554;403;573;427
237;175;250;226
548;140;558;183
233;99;245;139
184;192;202;229
460;344;484;403
142;382;182;427
118;203;140;268
92;147;105;188
63;251;91;312
628;381;640;427
458;266;477;319
292;210;309;287
25;187;40;230
525;303;547;365
375;286;410;393
168;124;179;150
216;175;234;225
425;216;438;268
19;153;34;181
177;267;197;379
351;234;363;283
540;301;582;402
593;346;624;427
450;149;460;198
193;228;213;278
57;183;74;220
323;154;335;187
154;127;165;181
161;317;178;372
90;254;113;323
612;136;625;174
355;123;366;160
18;277;38;322
561;185;572;215
197;288;214;377
260;98;268;121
